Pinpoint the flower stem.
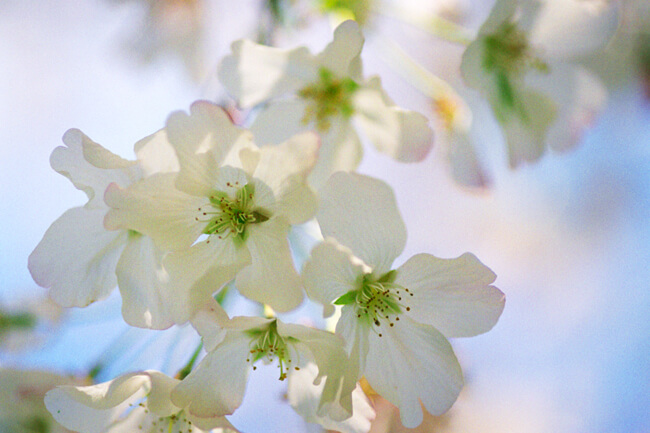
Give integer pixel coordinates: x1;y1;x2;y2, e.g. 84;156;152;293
176;341;204;380
378;6;474;46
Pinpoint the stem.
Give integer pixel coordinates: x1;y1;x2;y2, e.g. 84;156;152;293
176;341;204;380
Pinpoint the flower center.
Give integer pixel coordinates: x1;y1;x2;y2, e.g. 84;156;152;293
144;409;194;433
334;270;413;337
482;21;548;110
195;182;269;246
245;320;299;380
298;67;359;132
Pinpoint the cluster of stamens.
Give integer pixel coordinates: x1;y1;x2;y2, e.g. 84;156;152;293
194;182;268;245
131;402;195;433
245;320;300;381
298;67;359;132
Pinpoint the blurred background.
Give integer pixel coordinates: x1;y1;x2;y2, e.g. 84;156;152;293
1;0;648;432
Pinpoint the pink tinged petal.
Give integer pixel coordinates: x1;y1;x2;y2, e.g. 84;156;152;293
317;20;365;78
163;240;249;325
395;253;505;338
133;128;180;176
52;129;139;209
189;299;231;352
44;372;151;433
363;317;463;428
288;363;375;433
309;120;363;190
218;39;317;108
250;99;311;146
28;207;126;308
353;81;434;163
254;132;319;224
446;131;492;189
235;217;304;312
318;172;406;274
103;173;206;251
165;101;253;197
502;87;557;168
529;0;620;60
302;239;368;316
277;321;356;421
115;233;175;330
171;334;252;418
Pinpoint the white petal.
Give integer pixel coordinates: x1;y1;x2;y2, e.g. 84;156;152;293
317;172;406;274
254;132;319;224
250;99;311;146
171;334;252;418
396;253;505;338
309;120;363;190
104;173;206;251
133;128;180;176
477;0;518;36
353;79;433;162
45;372;151;433
459;36;494;92
302;239;367;315
165;101;253;196
145;372;182;417
529;0;620;60
163;240;250;325
218;39;317;108
52;129;139;208
363;317;463;428
317;20;365;78
235;217;304;312
336;306;370;377
446;131;491;189
288;363;375;433
189;299;231;352
115;233;175;330
28;207;126;307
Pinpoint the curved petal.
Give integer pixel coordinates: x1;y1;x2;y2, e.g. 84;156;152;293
218;39;317;108
353;80;433;163
317;20;365;78
250;99;311;146
288;363;375;433
104;173;206;251
116;233;175;330
363;317;463;428
189;299;231;352
317;172;406;274
165;101;253;197
302;239;368;315
133;128;180;176
446;130;491;189
235;217;304;312
254;132;319;224
396;253;505;338
45;372;151;433
310;119;363;190
171;333;252;418
28;207;126;308
52;129;139;209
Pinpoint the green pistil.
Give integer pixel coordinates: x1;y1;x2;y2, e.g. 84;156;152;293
298;67;359;132
334;270;413;337
197;183;269;246
246;320;298;380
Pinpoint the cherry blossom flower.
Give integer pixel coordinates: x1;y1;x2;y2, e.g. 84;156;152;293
302;172;505;428
44;370;238;433
461;0;618;167
104;101;319;321
218;20;433;187
28;127;179;329
171;305;356;423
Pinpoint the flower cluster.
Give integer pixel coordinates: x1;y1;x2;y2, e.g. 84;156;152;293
26;17;512;433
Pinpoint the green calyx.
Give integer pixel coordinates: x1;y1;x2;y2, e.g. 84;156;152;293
199;183;269;246
246;320;298;380
298;67;359;132
334;270;412;335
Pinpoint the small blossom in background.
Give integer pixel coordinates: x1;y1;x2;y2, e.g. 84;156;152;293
0;296;64;352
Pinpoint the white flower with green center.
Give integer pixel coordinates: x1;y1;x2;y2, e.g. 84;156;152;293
218;20;433;187
44;371;238;433
302;172;506;428
461;0;618;167
171;306;356;423
104;101;319;322
28;128;180;330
